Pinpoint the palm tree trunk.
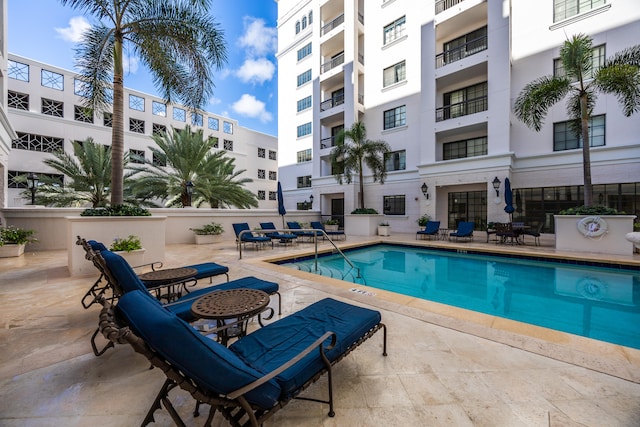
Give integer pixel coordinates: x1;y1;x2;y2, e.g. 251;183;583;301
580;94;593;207
110;37;125;205
358;158;364;209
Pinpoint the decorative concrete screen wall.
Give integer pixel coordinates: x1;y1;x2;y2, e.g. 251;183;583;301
554;215;637;256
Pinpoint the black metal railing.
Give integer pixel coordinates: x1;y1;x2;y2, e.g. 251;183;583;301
435;96;488;122
358;12;364;25
358;52;364;65
436;35;488;68
321;14;344;36
435;0;465;14
320;135;338;149
320;93;345;111
321;53;345;74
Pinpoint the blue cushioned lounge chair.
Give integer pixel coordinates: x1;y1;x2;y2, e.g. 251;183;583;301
310;221;346;240
416;220;440;240
232;223;273;249
449;221;475;241
259;222;298;245
286;221;316;241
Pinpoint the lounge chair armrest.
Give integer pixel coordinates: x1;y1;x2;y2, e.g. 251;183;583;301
130;261;164;271
227;331;337;399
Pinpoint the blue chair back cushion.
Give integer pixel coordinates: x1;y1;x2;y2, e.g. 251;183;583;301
259;222;276;230
116;290;281;408
424;221;440;234
286;221;301;230
88;240;108;252
230;298;381;399
101;250;148;293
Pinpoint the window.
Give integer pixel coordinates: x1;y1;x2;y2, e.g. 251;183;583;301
192;112;203;127
383;61;406;87
41;69;63;90
74;78;89;97
152;101;167;116
209;136;219;148
554;0;606;22
308;11;313;24
223;139;233;151
42;98;63;117
269;150;277;160
297;43;312;61
383;105;406;130
297;96;312;112
443;137;488;160
173;107;185;122
440;82;488;120
129;149;145;164
152;123;166;136
554;44;605;81
269;191;277;201
269;171;277;181
383;16;406;45
104;112;113;127
12;132;64;153
295;21;300;34
384;150;406;171
208;117;219;130
258;147;266;158
129;118;145;133
129;94;145;111
383;195;405;215
297;122;312;137
297;69;312;87
554;115;605;151
297;149;312;163
74;105;94;123
223;121;233;134
442;26;488;65
8;60;29;81
258;190;266;200
258;169;266;179
104;88;114;104
297;175;312;188
302;16;307;29
152;152;166;167
8;91;29;110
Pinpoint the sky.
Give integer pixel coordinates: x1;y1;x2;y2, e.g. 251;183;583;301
7;0;279;136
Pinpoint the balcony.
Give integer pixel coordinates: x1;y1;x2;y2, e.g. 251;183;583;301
321;14;344;36
321;52;345;74
320;93;345;112
321;135;338;149
435;0;465;14
436;34;487;68
435;96;488;122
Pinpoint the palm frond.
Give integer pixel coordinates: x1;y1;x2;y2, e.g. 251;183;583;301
514;75;572;131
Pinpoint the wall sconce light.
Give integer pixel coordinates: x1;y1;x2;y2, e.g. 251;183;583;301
421;182;429;199
27;172;39;205
303;194;314;210
309;194;314;208
185;180;194;207
492;176;501;197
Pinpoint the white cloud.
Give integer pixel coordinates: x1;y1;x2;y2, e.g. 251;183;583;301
236;58;275;85
232;94;273;123
55;16;91;42
123;55;139;74
239;17;277;57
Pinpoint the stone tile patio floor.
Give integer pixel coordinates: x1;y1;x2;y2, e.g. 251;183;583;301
1;233;639;426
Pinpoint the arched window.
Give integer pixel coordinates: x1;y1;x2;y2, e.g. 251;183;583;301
295;21;300;34
302;16;307;29
309;11;313;25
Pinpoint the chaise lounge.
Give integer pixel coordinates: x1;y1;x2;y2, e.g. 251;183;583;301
310;221;346;240
416;220;440;240
233;223;273;250
99;289;387;426
449;221;475;241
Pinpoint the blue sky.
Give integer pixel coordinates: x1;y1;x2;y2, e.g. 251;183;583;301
7;0;279;136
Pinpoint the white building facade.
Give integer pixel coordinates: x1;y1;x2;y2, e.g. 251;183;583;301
276;0;640;233
5;54;278;208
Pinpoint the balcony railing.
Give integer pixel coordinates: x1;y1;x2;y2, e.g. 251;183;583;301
358;12;364;25
358;93;364;105
321;53;345;74
435;96;488;122
435;0;465;14
321;14;344;36
320;135;338;149
320;93;345;111
436;35;488;68
358;53;364;65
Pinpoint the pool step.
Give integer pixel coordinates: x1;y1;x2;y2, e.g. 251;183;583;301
292;262;366;284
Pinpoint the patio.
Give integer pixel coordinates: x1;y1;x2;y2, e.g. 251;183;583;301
1;232;639;426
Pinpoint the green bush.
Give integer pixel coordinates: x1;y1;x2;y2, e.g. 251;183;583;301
110;235;142;252
324;219;339;225
351;208;379;214
559;205;623;215
416;214;431;227
81;204;151;217
190;222;224;235
0;226;37;246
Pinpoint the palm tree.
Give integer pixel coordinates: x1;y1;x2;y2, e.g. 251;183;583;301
330;121;390;210
60;0;227;206
514;34;640;206
128;126;258;208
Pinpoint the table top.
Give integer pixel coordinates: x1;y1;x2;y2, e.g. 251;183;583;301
191;288;269;320
138;267;197;286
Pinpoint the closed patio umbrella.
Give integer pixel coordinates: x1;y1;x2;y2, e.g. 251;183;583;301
277;182;286;228
504;177;515;220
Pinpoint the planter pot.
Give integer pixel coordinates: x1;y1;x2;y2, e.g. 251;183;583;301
324;224;339;232
194;234;223;245
554;215;637;255
377;226;391;237
0;243;26;258
345;214;385;236
113;248;146;266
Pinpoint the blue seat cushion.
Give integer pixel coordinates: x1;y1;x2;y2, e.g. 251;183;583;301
116;290;282;408
88;240;108;252
187;262;229;280
230;298;381;399
101;250;147;293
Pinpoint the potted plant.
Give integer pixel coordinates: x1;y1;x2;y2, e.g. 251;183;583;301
378;221;391;237
190;222;224;245
417;214;431;228
110;235;145;265
0;226;37;257
323;219;339;232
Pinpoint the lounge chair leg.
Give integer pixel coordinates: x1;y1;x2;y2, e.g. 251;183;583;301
142;379;184;427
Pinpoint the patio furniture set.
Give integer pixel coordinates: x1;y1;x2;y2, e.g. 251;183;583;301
233;221;346;251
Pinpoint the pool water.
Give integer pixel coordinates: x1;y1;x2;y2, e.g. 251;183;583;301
279;244;640;349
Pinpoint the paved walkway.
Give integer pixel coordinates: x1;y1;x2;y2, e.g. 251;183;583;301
1;233;639;426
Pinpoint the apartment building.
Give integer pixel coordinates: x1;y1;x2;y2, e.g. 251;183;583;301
276;0;640;233
0;0;17;211
4;54;278;208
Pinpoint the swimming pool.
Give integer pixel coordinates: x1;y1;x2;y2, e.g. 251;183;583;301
278;243;640;349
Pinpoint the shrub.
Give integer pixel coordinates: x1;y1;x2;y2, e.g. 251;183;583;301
351;208;379;214
190;222;224;235
0;226;37;246
379;221;389;226
110;235;142;252
559;205;623;215
81;204;151;216
324;219;339;225
417;214;431;227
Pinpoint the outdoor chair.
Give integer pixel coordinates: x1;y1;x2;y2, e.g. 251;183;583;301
310;221;346;240
233;223;273;250
495;223;518;245
449;221;475;241
523;223;543;246
98;288;387;427
286;221;317;242
259;222;298;245
416;220;440;240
